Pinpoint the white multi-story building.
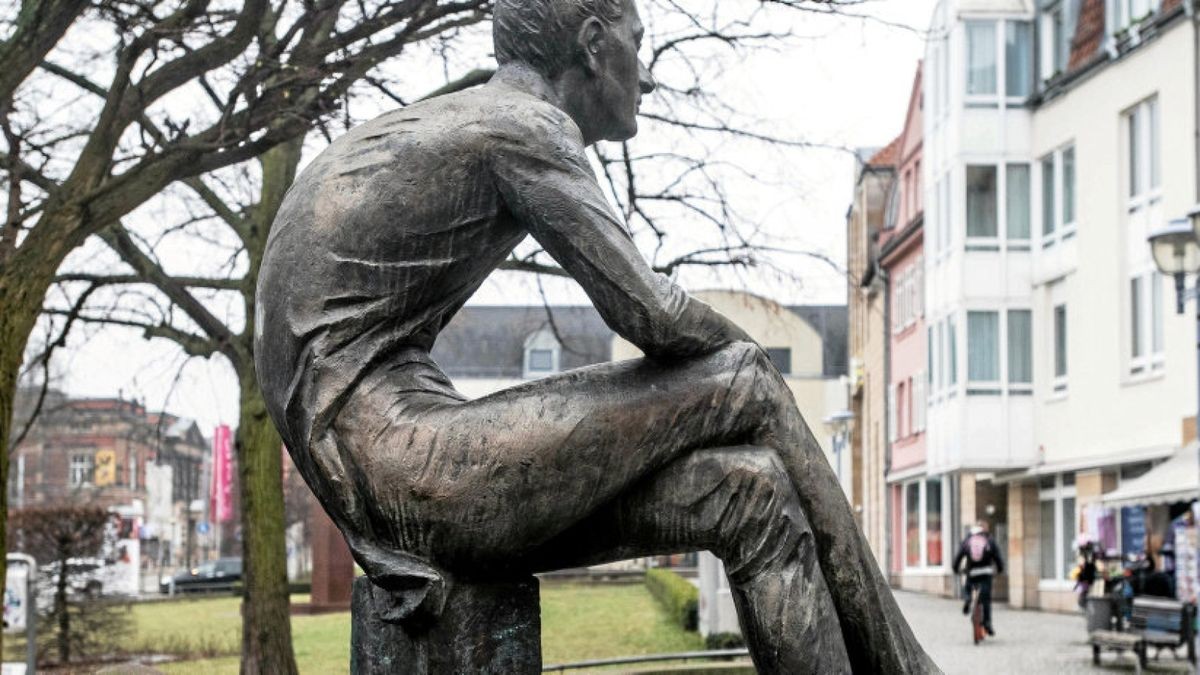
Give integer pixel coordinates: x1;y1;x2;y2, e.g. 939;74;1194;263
890;0;1199;610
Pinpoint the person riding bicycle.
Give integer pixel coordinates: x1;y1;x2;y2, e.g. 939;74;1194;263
954;520;1004;637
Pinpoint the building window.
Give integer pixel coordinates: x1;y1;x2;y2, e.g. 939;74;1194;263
523;329;561;378
947;316;958;389
1041;1;1072;81
1128;98;1161;202
966;21;997;97
966;166;998;242
1007;309;1033;389
903;478;946;569
528;349;554;372
905;483;921;567
1130;273;1165;374
1053;304;1068;392
1112;0;1162;35
1006;164;1032;244
1039;473;1078;581
926;477;943;566
766;348;792;375
1040;144;1077;247
967;311;1000;385
69;453;94;487
967;20;1032;102
1005;22;1033;99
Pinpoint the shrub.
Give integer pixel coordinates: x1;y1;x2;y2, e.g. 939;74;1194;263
705;632;746;650
645;568;698;631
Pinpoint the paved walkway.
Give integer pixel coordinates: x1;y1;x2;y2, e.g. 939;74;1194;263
895;591;1193;674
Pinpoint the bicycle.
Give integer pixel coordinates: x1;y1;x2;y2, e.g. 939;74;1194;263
963;575;986;645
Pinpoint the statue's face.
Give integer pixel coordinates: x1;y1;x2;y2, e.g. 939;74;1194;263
591;3;655;142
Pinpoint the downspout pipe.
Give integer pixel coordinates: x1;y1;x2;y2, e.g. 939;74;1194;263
880;261;893;581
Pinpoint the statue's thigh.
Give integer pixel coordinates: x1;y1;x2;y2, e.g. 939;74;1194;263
345;342;775;567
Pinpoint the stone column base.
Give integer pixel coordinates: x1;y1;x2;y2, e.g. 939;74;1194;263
350;575;541;674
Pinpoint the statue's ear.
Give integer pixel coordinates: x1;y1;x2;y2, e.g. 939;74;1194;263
576;16;605;75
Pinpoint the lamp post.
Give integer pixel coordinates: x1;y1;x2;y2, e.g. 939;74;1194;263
1148;209;1200;513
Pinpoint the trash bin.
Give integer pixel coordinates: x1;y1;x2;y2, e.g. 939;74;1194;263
1086;596;1116;632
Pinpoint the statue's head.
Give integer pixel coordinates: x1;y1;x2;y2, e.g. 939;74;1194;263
494;0;655;144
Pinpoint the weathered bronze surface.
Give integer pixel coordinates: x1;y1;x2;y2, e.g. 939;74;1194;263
254;0;940;672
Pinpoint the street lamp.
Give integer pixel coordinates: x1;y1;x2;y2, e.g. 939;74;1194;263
1148;209;1200;526
1150;215;1200;312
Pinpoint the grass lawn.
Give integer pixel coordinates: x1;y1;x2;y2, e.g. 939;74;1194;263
126;582;703;673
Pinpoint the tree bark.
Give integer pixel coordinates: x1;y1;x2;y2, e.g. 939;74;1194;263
0;251;65;656
236;372;297;675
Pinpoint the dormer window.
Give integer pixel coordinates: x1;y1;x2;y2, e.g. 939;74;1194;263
523;329;561;378
1109;0;1160;37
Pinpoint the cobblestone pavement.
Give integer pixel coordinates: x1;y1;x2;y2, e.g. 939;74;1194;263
895;591;1194;674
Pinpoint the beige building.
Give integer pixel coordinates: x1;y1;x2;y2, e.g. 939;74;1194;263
848;143;900;573
611;290;850;471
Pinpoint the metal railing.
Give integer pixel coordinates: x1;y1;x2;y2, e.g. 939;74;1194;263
542;649;751;672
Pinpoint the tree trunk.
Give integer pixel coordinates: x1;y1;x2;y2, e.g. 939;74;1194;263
55;551;70;664
236;372;298;675
0;272;55;657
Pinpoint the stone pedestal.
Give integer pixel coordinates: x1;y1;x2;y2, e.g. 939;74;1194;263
350;575;541;675
309;502;354;608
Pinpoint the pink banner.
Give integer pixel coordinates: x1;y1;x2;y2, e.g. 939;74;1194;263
210;424;233;523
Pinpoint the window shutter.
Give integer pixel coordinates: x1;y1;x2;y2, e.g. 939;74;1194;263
916;260;924;318
915;376;926;432
888;384;898;443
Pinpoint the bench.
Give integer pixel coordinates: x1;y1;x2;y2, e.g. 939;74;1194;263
1089;629;1145;673
1129;597;1195;667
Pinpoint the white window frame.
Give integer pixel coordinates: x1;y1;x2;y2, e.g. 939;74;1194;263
966;19;1035;107
902;478;948;571
1038;474;1078;585
1108;0;1162;39
1129;272;1166;376
1052;302;1069;396
69;453;93;487
967;309;1003;392
1007;308;1034;393
523;329;562;379
1040;143;1077;248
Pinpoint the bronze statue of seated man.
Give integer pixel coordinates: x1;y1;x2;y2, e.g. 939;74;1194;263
254;0;937;672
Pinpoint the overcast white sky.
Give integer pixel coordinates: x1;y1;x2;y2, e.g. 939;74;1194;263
52;0;938;433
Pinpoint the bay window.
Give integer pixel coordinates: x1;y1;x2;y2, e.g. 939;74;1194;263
967;20;1034;103
1007;309;1033;390
967;311;1000;385
1005;22;1033;99
1006;164;1032;246
966;21;997;97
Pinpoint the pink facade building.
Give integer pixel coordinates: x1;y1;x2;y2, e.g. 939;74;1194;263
877;65;933;578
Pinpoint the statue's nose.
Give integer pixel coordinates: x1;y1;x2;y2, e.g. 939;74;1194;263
638;62;656;95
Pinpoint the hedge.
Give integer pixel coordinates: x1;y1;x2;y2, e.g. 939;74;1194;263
645;568;698;631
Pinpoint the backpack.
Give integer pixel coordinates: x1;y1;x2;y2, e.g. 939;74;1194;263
967;533;988;563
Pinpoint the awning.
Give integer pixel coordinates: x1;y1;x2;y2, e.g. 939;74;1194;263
1101;443;1200;509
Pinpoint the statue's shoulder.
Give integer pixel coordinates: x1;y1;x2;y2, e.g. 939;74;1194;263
473;86;585;149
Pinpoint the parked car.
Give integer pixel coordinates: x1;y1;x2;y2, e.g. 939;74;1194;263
159;557;242;594
37;558;119;604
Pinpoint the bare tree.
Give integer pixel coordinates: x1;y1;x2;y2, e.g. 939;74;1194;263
9;0;886;668
0;1;494;668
